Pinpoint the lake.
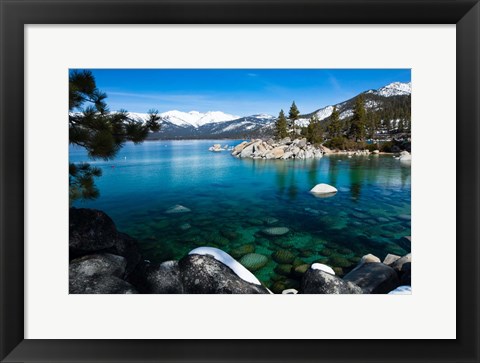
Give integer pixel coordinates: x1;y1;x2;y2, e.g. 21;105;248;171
70;139;411;291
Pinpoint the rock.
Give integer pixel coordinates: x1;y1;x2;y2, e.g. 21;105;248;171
69;208;119;254
329;255;352;268
274;264;293;276
272;250;296;264
269;146;285;159
310;263;335;275
232;141;248;155
280;151;293;159
292;264;310;278
239;253;268;272
282;288;298;294
301;269;363;294
262;227;290;236
372;150;380;154
105;232;141;274
400;262;411;285
142;260;184;294
271;281;287;294
279;137;291;144
179;254;269;294
239;141;261;158
361;253;381;264
264;217;279;225
69;273;138;294
296;138;307;148
383;254;401;265
343;262;400;294
180;223;191;231
310;183;338;195
165;204;191;214
390;253;411;273
320;145;333;154
229;244;255;259
69;253;127;278
388;285;412;294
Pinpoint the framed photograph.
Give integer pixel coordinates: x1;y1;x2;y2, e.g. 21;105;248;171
1;0;479;362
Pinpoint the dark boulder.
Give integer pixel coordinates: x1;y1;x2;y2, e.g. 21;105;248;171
69;208;118;254
130;260;184;294
179;254;269;294
300;268;363;294
69;208;141;274
343;262;400;294
69;274;138;294
69;253;127;278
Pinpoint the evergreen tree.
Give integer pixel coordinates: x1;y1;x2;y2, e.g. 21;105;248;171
69;70;160;203
306;114;323;144
328;106;342;138
349;95;367;141
288;101;300;136
275;109;288;139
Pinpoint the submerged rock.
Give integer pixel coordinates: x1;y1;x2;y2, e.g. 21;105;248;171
343;262;400;294
165;204;191;214
239;253;268;272
301;268;363;294
272;249;296;264
262;227;290;236
229;244;255;259
179;253;269;294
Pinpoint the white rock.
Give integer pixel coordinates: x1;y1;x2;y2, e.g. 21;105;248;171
311;263;336;275
188;247;261;285
399;154;412;162
388;285;412;295
361;253;381;264
310;183;338;194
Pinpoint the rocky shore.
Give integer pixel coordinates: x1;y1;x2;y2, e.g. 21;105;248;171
69;208;411;294
228;137;412;161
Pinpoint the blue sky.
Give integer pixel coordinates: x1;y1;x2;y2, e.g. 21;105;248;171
77;69;411;116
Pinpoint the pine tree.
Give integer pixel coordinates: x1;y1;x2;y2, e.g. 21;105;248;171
306;114;323;144
288;101;300;136
275;109;288;139
69;70;161;203
349;95;367;141
328;106;342;138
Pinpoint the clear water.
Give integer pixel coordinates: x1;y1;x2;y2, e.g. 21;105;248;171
70;140;411;291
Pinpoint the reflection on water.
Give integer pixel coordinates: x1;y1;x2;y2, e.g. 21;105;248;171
70;140;411;290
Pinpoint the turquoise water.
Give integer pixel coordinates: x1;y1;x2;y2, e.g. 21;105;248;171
70;140;411;291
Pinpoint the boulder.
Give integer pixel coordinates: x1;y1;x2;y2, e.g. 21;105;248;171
179;254;269;294
105;232;141;274
140;260;184;294
397;236;411;251
390;253;411;273
69;208;118;254
272;250;296;264
262;227;290;236
239;253;268;271
310;183;338;195
296;138;307;148
388;285;412;294
69;273;138;294
280;151;293;160
301;268;363;294
361;253;381;264
232;141;248;155
165;204;191;214
372;150;380;154
270;147;285;159
343;262;400;294
383;253;401;265
69;253;127;278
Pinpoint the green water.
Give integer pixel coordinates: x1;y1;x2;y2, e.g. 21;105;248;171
71;140;411;291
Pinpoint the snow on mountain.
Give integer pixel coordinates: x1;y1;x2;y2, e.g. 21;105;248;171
159;110;239;128
372;82;412;97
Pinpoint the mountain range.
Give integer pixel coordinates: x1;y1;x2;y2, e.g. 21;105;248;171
134;81;411;140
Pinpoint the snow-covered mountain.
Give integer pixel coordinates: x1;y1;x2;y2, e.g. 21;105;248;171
158;110;240;128
368;81;412;97
129;81;411;139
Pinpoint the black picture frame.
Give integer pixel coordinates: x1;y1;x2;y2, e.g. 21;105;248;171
1;0;479;362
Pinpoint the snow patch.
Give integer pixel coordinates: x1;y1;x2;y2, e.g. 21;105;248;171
311;263;336;275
